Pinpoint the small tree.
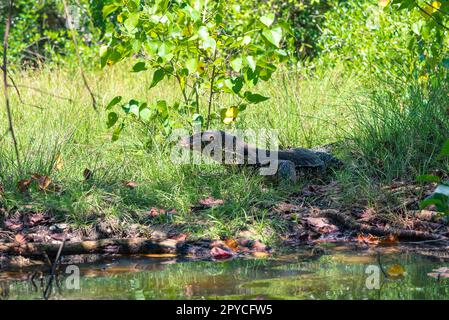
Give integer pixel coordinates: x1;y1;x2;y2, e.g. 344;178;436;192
100;0;290;140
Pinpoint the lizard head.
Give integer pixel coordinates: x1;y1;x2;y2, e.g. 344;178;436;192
178;130;227;151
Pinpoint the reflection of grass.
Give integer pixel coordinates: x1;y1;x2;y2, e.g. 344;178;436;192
5;251;449;300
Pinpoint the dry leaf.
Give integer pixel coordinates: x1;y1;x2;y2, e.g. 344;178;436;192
306;217;339;234
223;239;239;252
17;179;32;193
379;234;398;245
199;196;224;208
0;183;4;196
28;212;45;226
4;218;23;231
252;252;270;258
387;264;406;277
14;234;27;244
54;154;63;171
123;181;138;188
210;246;233;260
252;240;268;252
38;176;52;190
357;233;380;245
148;207;166;217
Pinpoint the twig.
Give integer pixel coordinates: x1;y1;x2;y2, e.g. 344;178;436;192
13;84;73;102
5;73;43;109
43;238;66;300
62;0;97;111
2;0;22;175
206;49;218;129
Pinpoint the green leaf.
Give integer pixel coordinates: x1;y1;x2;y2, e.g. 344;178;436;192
246;56;256;72
112;123;124;142
150;68;165;88
244;91;270;104
132;62;147;72
106;96;122;110
262;27;283;48
102;4;119;18
417;174;441;183
107;112;119;128
139;107;151;122
192;113;204;127
124;12;140;32
260;14;275;27
230;57;243;72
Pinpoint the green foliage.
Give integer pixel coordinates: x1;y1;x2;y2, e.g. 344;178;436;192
101;0;290;140
348;73;449;181
1;0;102;67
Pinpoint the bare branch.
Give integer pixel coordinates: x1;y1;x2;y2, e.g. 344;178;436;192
62;0;97;111
2;0;23;175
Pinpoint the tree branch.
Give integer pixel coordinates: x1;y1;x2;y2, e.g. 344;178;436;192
62;0;97;111
2;0;23;175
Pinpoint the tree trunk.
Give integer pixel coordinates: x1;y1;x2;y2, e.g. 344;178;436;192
0;238;181;258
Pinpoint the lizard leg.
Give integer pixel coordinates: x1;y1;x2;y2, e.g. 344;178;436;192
275;160;297;183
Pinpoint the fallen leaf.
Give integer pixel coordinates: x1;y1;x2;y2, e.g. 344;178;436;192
14;234;27;244
170;233;189;242
4;218;23;231
357;234;380;245
148;207;166;217
28;213;45;226
37;176;52;191
17;179;32;193
54;153;63;171
199;196;224;208
0;183;4;196
123;181;138;188
379;234;398;245
223;239;239;252
306;217;339;234
252;240;268;252
387;264;406;277
210;246;234;260
83;168;93;181
252;252;270;258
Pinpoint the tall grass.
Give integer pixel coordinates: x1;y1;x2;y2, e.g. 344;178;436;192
347;74;449;181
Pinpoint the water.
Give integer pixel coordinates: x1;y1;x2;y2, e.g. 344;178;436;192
1;244;449;300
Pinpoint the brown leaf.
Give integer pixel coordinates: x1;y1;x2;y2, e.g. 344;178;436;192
252;240;268;252
28;213;45;226
223;239;239;252
37;175;52;191
148;207;166;218
252;252;270;258
170;233;189;242
379;234;398;245
4;218;23;231
123;181;138;188
210;246;233;260
17;179;32;193
0;183;4;196
199;196;224;208
54;153;63;171
357;233;380;245
306;217;339;234
83;168;93;181
14;234;27;244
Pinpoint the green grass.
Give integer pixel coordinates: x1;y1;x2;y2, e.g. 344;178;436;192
1;64;448;246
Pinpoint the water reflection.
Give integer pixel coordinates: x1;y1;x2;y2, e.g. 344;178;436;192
1;246;449;300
